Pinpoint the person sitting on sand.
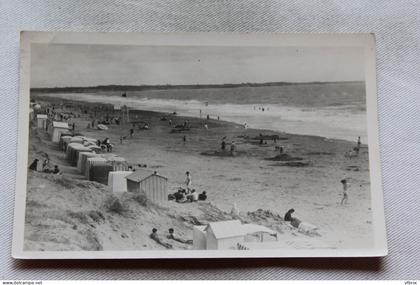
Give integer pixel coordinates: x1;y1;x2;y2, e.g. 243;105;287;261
102;138;112;152
173;189;183;202
167;228;193;244
150;228;172;249
198;191;207;201
187;189;199;202
177;190;187;203
340;179;349;205
284;208;302;228
42;158;49;170
52;165;60;174
28;159;39;171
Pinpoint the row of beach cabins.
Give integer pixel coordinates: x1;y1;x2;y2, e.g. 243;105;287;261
32;108;169;205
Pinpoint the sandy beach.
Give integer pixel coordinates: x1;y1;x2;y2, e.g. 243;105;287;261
24;94;373;251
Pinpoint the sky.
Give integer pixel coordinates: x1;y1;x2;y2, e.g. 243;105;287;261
31;44;365;88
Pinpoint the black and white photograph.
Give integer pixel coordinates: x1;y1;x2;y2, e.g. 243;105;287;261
13;32;386;259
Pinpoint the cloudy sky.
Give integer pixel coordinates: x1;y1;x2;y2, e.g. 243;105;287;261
31;44;365;88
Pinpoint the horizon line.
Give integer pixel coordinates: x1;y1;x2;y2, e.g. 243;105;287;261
31;80;364;92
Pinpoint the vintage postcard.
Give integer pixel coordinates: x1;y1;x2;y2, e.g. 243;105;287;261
13;32;387;259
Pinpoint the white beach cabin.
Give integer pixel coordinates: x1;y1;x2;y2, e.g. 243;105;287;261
192;225;207;250
205;220;244;250
126;171;168;204
36;114;48;129
50;121;69;143
108;171;133;193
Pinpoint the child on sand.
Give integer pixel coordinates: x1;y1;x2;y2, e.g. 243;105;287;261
185;171;192;191
340;179;349;205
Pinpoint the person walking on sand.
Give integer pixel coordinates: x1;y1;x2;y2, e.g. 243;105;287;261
182;135;186;144
185;171;192;191
340;179;349;205
130;128;134;138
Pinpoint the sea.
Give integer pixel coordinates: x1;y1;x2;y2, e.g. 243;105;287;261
37;82;368;143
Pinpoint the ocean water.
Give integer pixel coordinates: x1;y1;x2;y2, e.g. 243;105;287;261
36;82;367;142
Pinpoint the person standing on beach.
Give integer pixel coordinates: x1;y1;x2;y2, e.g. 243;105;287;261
230;141;236;154
182;135;186;144
340;179;349;205
221;139;226;151
185;171;192;191
130;128;134;138
356;136;361;154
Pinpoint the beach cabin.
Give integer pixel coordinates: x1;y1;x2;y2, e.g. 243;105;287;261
192;226;207;250
107;156;129;171
126;171;168;204
79;152;98;174
36;114;48;129
85;157;107;180
108;171;133;193
59;136;72;151
50;121;69;142
205;220;244;250
89;164;113;184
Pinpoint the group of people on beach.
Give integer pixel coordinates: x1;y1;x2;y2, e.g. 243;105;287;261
149;228;192;249
168;171;207;203
28;158;61;174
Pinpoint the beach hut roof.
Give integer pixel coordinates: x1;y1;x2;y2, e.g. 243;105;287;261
125;170;168;183
52;121;69;129
205;220;243;239
37;114;47;119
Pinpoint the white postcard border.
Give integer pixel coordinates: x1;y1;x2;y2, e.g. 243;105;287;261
13;32;387;259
